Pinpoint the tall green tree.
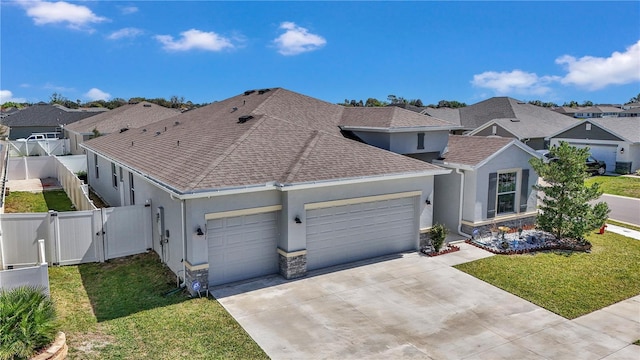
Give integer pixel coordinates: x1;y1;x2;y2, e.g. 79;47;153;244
529;142;609;242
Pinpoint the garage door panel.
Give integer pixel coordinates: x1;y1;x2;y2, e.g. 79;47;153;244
569;143;617;172
208;211;279;286
306;196;417;270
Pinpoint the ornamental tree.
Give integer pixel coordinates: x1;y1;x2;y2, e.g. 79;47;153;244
529;142;610;241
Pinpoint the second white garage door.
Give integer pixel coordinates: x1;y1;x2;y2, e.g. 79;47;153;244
569;143;617;172
207;211;279;286
306;196;418;271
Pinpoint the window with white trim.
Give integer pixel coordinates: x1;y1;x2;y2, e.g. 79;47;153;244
417;133;425;150
112;163;118;188
129;172;135;205
94;154;99;179
497;171;517;214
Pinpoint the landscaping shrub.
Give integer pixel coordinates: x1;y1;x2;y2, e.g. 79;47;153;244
0;286;58;360
429;223;448;252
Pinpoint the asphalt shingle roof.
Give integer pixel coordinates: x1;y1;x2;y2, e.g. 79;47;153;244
590;118;640;143
64;101;181;135
83;88;445;194
340;107;455;129
1;103;107;127
465;97;578;138
439;135;515;167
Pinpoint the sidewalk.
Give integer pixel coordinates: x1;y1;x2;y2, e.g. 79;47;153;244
605;223;640;240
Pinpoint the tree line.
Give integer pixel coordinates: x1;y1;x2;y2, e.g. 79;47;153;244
0;93;208;110
338;95;467;108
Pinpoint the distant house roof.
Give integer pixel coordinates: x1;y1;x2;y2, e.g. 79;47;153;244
465;97;577;139
82;88;448;196
0;103;107;127
420;107;461;125
620;107;640;115
339;106;458;131
64;101;181;135
435;135;539;169
548;118;640;144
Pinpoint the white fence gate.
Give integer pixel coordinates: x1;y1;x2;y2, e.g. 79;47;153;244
0;205;152;268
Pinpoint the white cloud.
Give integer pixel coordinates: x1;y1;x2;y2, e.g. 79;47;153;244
0;90;27;104
556;40;640;90
21;1;107;30
274;22;326;56
120;6;138;15
471;70;560;95
155;29;234;51
108;27;144;40
84;88;111;101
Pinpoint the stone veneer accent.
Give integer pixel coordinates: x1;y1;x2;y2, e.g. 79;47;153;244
278;249;307;279
419;230;431;249
461;214;537;238
184;261;209;297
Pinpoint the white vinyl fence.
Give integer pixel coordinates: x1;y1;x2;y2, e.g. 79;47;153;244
0;239;49;294
0;205;152;268
8;139;69;157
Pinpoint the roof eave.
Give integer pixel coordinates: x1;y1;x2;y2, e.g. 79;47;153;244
278;169;452;192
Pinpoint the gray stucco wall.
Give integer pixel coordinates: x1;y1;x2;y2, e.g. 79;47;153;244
471;147;538;222
389;131;449;154
351;132;390;150
433;170;462;234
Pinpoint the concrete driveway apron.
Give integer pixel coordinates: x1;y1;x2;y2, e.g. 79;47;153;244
211;243;639;360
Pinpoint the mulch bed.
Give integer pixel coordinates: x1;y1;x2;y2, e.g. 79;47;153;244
421;244;461;257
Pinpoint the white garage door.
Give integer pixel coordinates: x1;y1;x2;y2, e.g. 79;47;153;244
570;143;617;172
207;211;279;286
306;196;418;271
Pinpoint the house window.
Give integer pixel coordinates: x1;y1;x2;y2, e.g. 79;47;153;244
417;133;425;150
129;172;135;205
94;154;99;179
492;125;497;135
497;172;517;214
586;123;591;131
112;163;118;188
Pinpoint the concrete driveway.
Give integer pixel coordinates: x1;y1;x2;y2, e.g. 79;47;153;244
211;243;639;359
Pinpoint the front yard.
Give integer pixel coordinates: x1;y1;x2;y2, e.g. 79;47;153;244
585;175;640;198
49;252;267;359
455;231;640;319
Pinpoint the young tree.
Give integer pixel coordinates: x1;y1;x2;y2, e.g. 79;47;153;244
529;142;609;242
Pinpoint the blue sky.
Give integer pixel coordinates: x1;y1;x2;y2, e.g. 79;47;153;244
1;1;639;106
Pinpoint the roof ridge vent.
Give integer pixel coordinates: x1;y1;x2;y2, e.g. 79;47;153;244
238;115;254;124
510;119;520;122
257;88;271;95
244;90;255;95
143;104;152;107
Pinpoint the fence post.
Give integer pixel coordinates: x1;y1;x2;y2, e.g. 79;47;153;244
38;239;46;264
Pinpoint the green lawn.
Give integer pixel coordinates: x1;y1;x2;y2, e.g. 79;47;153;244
49;252;268;359
455;231;640;319
4;190;75;213
585;175;640;198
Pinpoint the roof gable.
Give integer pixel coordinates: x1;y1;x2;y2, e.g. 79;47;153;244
437;135;538;169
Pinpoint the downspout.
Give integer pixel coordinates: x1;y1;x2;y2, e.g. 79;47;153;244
455;168;471;238
180;199;186;288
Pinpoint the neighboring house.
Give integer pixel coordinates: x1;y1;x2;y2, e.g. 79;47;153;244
547;118;640;173
1;103;107;140
339;106;460;162
432;135;540;236
81;88;451;292
64;101;181;155
572;106;623;119
464;97;577;150
619;107;640;118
